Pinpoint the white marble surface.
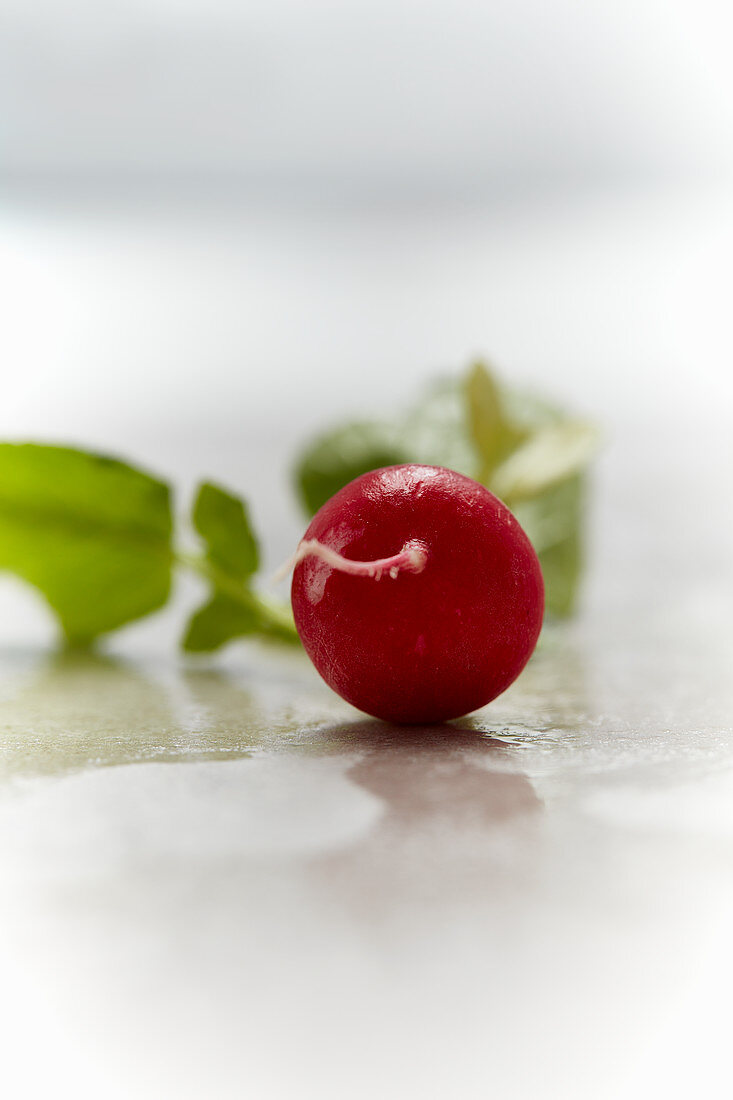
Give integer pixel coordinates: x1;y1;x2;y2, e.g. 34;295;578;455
1;188;732;1099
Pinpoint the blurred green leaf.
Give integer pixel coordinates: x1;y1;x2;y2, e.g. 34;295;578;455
465;362;527;481
510;474;583;554
0;443;172;644
292;362;598;619
491;421;599;504
295;422;409;516
538;526;583;618
511;474;586;617
193;481;259;579
402;377;479;476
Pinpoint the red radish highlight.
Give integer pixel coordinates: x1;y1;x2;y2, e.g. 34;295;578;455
291;464;544;724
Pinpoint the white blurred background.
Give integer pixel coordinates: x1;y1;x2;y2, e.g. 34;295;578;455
4;0;733;187
2;0;732;484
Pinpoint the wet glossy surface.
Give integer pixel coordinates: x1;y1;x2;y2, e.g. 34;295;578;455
2;596;733;1100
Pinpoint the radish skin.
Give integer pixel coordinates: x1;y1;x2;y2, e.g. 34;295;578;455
291;464;544;724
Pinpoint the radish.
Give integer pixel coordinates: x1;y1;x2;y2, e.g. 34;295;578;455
290;465;544;724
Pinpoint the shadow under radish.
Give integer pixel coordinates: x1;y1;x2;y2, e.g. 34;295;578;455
309;717;543;925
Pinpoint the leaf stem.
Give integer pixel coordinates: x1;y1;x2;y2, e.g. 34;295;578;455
174;550;299;643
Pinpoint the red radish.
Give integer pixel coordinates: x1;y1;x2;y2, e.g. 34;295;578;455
290;464;544;724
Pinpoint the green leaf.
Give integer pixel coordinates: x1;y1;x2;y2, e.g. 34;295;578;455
296;381;481;518
193;481;259;579
490;421;599;504
402;377;480;477
295;422;408;516
0;443;172;643
510;474;583;554
183;479;298;652
182;592;261;652
182;589;298;652
511;474;586;618
538;526;583;618
291;362;598;619
465;362;527;482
